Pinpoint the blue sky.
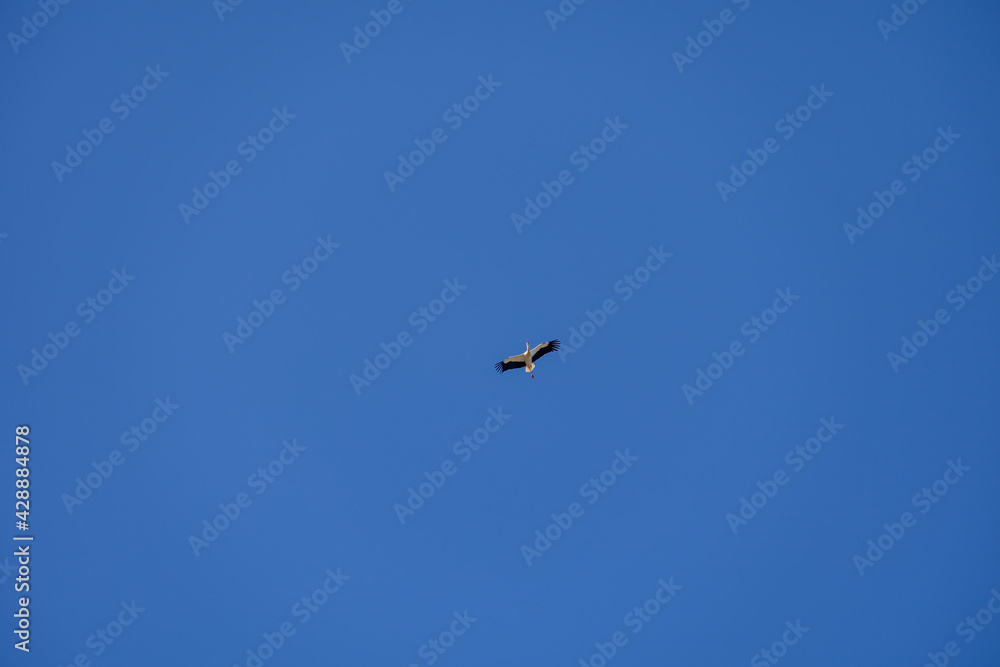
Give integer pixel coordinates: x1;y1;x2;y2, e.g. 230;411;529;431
2;0;999;665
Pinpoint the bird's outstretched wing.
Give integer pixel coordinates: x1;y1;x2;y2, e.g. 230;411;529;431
495;357;527;373
530;339;560;361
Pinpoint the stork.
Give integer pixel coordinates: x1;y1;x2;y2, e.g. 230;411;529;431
495;340;560;378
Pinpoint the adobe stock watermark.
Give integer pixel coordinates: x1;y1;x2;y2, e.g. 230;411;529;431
511;116;628;234
178;107;296;224
544;0;589;31
17;268;135;387
716;84;834;202
407;611;477;667
578;577;682;667
384;75;502;192
672;0;753;73
7;0;73;54
213;0;246;21
681;288;799;405
843;126;960;243
222;236;340;353
13;544;30;652
393;407;511;524
350;277;467;395
877;0;931;41
886;254;996;373
725;417;844;535
919;587;1000;667
51;65;170;182
0;557;15;585
852;459;970;576
187;438;306;556
232;567;349;667
55;600;145;665
520;449;639;567
559;246;672;362
340;0;415;63
750;620;810;667
61;397;180;514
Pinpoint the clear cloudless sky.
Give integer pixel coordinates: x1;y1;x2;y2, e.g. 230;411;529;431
2;0;999;665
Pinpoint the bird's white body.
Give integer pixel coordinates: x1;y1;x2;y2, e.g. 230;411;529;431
519;341;535;373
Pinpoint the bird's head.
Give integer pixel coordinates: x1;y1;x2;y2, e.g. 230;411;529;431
526;339;530;351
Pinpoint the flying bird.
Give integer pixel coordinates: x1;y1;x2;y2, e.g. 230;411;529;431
495;340;560;378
